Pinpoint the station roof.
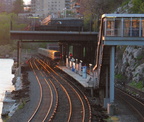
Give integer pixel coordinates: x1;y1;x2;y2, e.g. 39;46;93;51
102;14;144;18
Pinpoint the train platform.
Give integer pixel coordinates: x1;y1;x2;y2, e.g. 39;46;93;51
58;66;94;88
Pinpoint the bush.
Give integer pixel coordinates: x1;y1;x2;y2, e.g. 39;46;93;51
129;81;144;90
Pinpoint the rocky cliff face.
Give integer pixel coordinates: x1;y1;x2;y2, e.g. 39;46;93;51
116;46;144;83
115;0;133;14
114;0;144;85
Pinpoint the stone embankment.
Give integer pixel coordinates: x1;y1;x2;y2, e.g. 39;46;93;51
116;46;144;85
1;65;30;119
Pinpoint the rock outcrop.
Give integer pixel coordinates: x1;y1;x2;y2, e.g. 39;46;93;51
116;46;144;83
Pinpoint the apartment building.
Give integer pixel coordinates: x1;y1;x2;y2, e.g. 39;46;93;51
31;0;79;18
31;0;65;18
0;0;16;12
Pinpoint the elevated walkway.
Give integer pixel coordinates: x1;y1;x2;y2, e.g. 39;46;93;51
93;14;144;109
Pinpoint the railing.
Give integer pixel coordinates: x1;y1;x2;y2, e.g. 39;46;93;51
93;17;104;88
105;28;144;37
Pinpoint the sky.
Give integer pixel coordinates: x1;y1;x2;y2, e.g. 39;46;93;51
23;0;31;5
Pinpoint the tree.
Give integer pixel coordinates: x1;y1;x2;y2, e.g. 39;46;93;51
130;0;144;13
13;0;24;14
0;13;26;45
140;2;144;13
80;0;127;31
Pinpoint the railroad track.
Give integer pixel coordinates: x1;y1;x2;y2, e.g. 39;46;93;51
28;59;58;122
28;58;91;122
115;88;144;122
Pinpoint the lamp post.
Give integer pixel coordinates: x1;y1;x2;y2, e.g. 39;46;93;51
63;8;66;18
33;14;35;31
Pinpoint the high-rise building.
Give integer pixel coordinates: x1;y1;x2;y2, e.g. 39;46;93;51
31;0;65;18
31;0;79;18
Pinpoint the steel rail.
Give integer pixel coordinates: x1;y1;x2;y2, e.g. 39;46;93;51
36;59;72;122
116;88;144;121
28;60;55;122
47;79;59;121
39;59;91;122
28;61;43;122
56;65;92;122
42;68;59;121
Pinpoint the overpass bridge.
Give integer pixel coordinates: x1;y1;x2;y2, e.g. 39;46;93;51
10;14;144;109
10;31;97;41
10;31;98;67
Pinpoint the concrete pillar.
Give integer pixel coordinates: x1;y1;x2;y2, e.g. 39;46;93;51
75;59;78;73
69;61;72;68
68;56;71;68
78;60;82;76
17;41;19;68
61;44;64;62
66;57;68;67
89;64;92;75
110;46;115;103
106;67;109;99
18;41;22;76
104;67;110;108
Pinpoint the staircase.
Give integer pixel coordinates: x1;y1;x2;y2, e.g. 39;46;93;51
93;18;111;88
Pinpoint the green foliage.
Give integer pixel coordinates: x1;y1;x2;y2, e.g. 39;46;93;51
125;62;130;67
12;0;24;14
116;46;127;60
92;19;98;31
142;68;144;73
122;0;131;6
3;116;10;122
136;56;143;60
140;2;144;13
129;81;144;90
0;13;27;45
0;13;11;44
22;43;46;50
115;73;125;80
39;43;47;48
81;0;129;31
18;100;26;109
83;12;92;31
66;10;76;17
0;44;12;56
130;0;144;13
0;43;19;57
12;21;26;31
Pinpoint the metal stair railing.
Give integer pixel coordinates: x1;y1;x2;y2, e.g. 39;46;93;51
93;18;104;88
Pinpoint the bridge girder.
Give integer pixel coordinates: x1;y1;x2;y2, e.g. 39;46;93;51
10;31;98;41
